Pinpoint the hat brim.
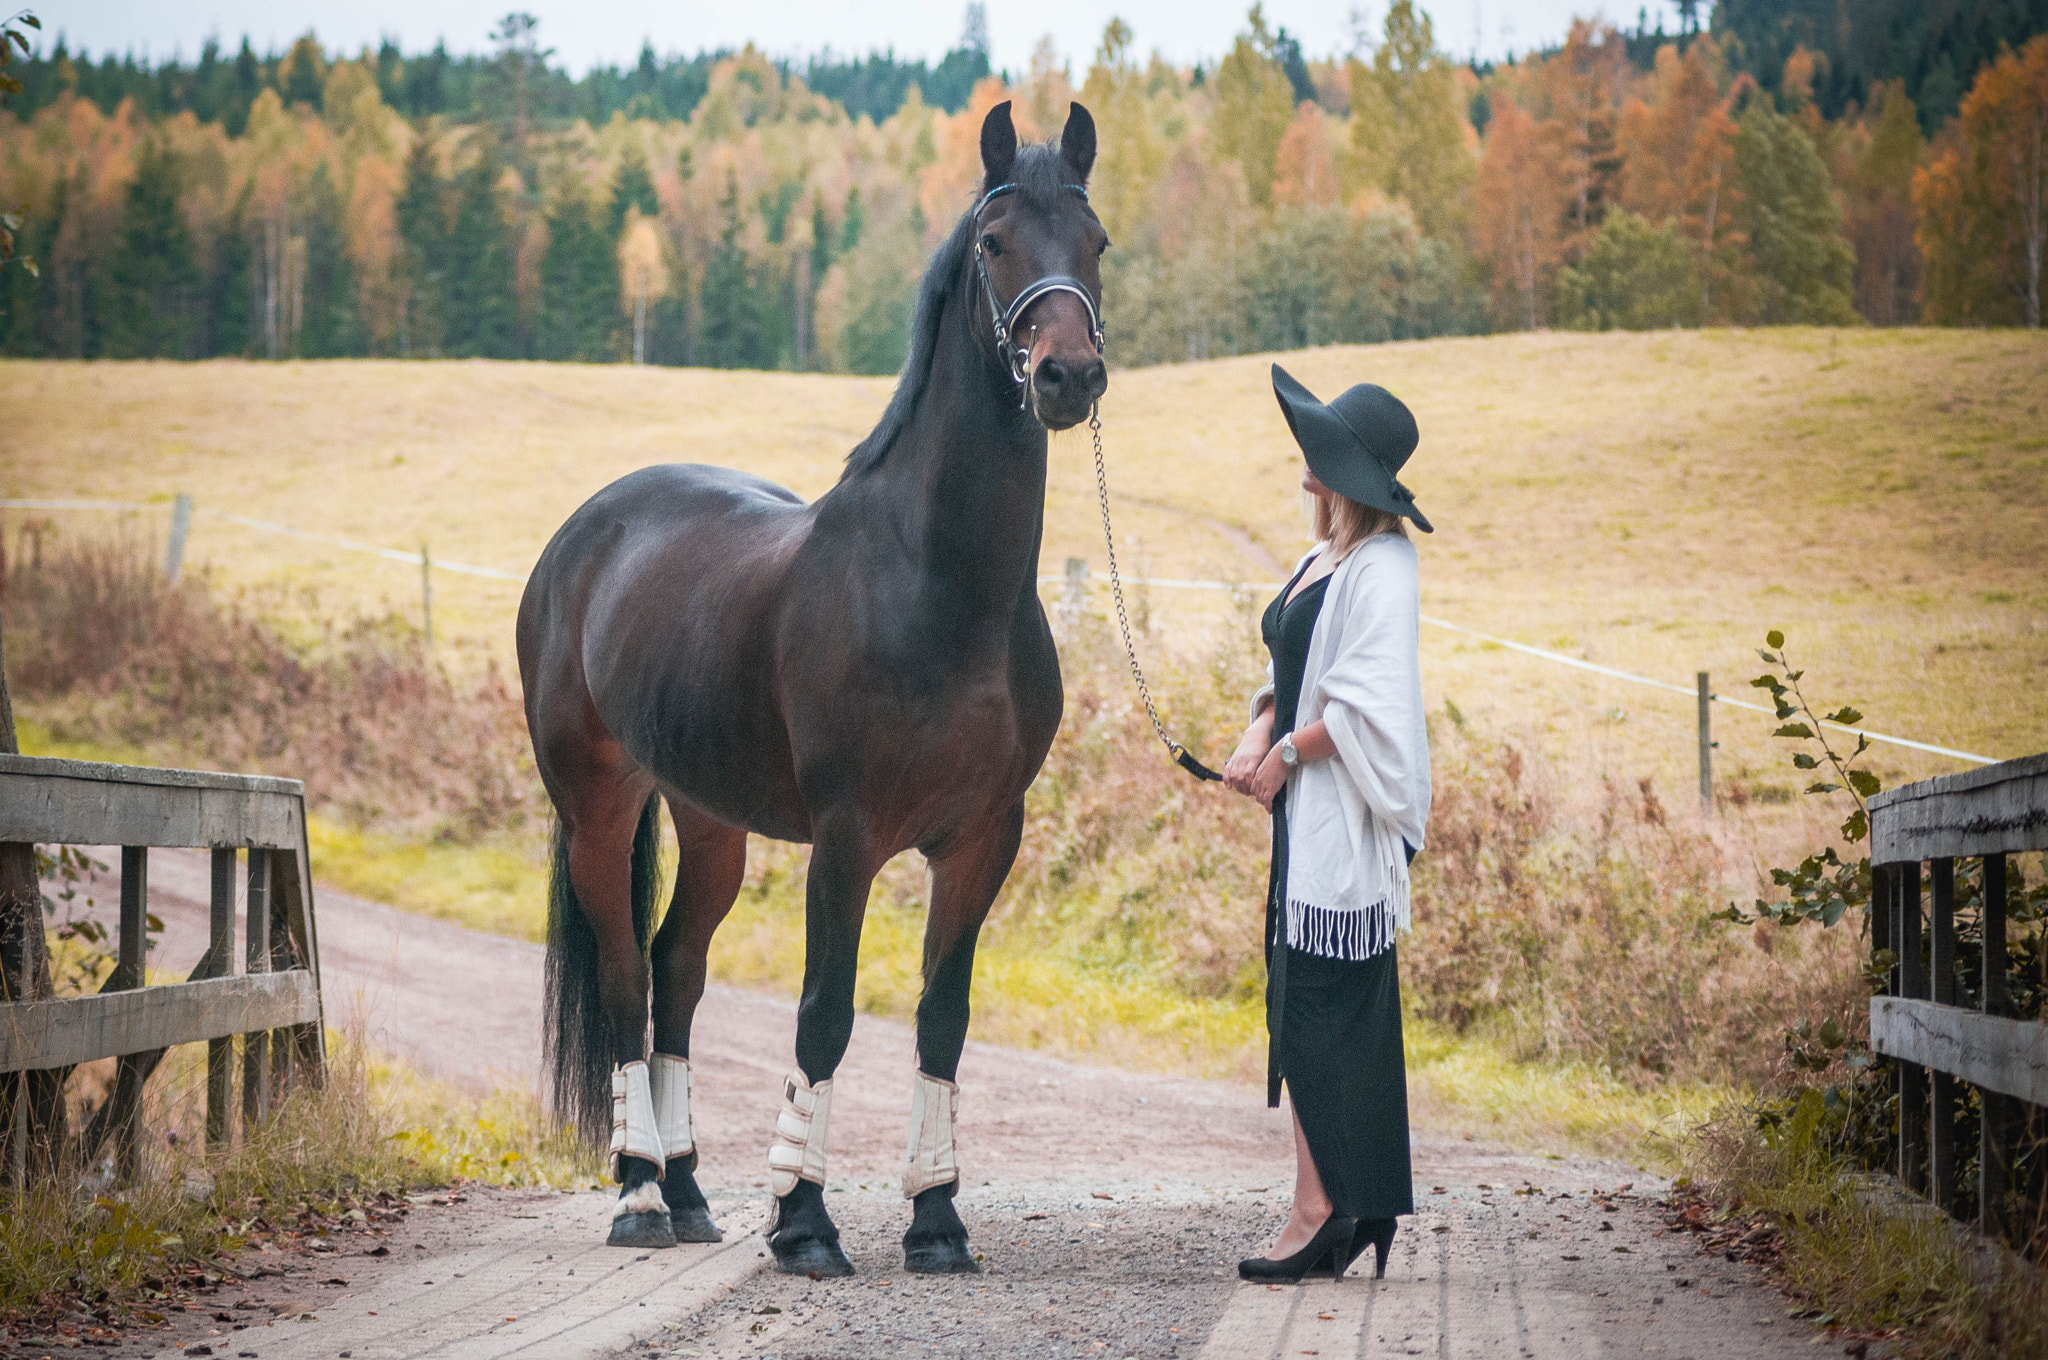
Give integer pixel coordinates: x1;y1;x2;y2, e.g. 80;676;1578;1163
1272;365;1433;533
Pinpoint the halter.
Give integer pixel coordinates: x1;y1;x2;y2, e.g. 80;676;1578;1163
971;182;1106;405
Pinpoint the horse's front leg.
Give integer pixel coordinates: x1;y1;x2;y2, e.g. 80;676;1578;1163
764;814;876;1277
902;802;1024;1275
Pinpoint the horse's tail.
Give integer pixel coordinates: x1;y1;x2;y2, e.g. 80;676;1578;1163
543;794;664;1148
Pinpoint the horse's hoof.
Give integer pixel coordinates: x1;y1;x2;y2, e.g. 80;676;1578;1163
904;1236;980;1274
607;1211;677;1249
771;1235;854;1277
670;1204;724;1243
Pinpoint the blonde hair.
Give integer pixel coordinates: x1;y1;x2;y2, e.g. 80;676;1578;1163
1313;492;1408;558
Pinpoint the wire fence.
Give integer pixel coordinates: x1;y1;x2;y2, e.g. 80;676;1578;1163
2;496;2001;769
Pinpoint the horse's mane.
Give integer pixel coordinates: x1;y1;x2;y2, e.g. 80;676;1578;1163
839;143;1074;480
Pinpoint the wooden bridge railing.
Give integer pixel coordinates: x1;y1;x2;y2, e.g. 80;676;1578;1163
0;753;325;1182
1869;751;2047;1240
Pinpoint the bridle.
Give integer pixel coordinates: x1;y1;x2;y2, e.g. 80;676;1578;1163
971;182;1105;406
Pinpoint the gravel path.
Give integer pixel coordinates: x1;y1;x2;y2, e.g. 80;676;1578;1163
73;849;1836;1360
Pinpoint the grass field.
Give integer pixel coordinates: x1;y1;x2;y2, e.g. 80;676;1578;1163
5;331;2044;1160
8;327;2041;804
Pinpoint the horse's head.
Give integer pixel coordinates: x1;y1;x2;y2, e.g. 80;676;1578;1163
973;101;1110;431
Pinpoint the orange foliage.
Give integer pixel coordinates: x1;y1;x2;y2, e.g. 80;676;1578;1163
1475;94;1568;329
1271;102;1340;209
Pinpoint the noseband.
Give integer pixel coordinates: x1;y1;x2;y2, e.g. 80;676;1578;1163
972;182;1105;405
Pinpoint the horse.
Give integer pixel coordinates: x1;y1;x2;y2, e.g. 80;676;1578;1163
516;100;1108;1277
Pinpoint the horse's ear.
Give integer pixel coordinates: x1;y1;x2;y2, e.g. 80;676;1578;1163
1060;102;1097;184
980;100;1017;191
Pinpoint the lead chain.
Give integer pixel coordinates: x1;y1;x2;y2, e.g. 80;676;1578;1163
1090;404;1177;758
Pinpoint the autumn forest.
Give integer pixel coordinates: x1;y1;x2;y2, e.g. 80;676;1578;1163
2;1;2045;375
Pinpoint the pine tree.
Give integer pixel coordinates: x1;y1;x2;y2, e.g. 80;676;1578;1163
607;151;658;238
1730;102;1857;324
95;138;201;357
539;190;620;361
396;138;446;355
1348;1;1476;242
700;169;763;368
297;162;363;356
440;148;518;357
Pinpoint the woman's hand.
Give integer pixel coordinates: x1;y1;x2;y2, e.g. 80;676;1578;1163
1250;740;1291;811
1224;710;1274;795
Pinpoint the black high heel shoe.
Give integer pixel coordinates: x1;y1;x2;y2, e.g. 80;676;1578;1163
1237;1214;1359;1283
1326;1217;1398;1280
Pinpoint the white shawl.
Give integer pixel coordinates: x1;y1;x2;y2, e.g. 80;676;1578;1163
1253;534;1431;960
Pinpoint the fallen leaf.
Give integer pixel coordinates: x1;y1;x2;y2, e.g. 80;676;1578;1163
365;1246;389;1257
321;1277;349;1285
1430;1226;1450;1234
1091;1192;1113;1200
1023;1213;1049;1221
1561;1255;1582;1262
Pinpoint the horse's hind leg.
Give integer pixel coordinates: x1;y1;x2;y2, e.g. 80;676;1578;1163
901;802;1025;1275
553;764;673;1249
644;798;747;1243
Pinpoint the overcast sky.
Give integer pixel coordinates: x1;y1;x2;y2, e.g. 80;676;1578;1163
36;2;1689;74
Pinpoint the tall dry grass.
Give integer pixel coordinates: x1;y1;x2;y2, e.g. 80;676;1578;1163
2;524;538;841
7;531;1867;1090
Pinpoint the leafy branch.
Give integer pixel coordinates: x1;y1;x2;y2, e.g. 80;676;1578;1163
0;9;40;278
1713;629;1883;929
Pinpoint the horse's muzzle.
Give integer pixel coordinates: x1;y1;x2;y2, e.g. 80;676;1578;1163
1031;352;1108;430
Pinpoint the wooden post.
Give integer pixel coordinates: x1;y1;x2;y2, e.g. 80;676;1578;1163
241;849;271;1130
0;616;65;1171
165;494;192;583
420;543;433;649
106;847;151;1179
1980;851;2011;1239
1696;672;1713;814
205;848;236;1148
1061;556;1087;632
1896;863;1927;1194
1928;856;1957;1212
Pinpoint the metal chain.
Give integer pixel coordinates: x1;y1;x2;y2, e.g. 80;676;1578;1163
1090;403;1178;759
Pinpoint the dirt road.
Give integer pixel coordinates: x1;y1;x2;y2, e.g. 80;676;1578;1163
89;849;1834;1359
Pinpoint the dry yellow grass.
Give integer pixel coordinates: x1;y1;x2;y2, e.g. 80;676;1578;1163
6;329;2041;806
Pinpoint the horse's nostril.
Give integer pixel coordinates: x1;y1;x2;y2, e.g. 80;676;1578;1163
1035;357;1068;388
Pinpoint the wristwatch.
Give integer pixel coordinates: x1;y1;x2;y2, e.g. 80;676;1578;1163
1278;734;1300;767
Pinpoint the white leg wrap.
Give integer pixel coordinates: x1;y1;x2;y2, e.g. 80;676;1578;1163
902;1069;960;1199
612;1179;669;1219
649;1053;695;1160
766;1068;833;1197
609;1061;665;1180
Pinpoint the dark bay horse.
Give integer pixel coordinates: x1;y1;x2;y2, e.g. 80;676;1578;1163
516;101;1108;1276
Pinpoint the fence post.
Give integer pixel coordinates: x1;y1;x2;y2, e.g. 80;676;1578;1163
420;543;434;649
1928;857;1957;1211
1061;556;1087;631
242;850;272;1130
165;494;192;582
1981;852;2011;1238
1696;672;1712;814
1896;863;1927;1193
112;847;150;1179
205;848;236;1148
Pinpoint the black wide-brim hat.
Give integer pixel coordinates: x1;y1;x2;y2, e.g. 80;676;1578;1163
1271;363;1432;534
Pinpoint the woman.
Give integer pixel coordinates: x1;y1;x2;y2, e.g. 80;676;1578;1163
1222;364;1433;1283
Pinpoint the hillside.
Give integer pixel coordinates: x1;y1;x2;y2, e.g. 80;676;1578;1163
6;327;2043;804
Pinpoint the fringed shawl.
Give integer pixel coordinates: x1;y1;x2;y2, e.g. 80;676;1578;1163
1256;535;1431;960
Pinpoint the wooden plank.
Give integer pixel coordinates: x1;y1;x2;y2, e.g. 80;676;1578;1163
0;753;302;797
0;972;320;1072
1869;752;2048;862
1871;997;2048;1107
0;760;302;850
243;850;271;1128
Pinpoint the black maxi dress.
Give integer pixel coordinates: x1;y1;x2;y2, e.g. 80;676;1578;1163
1261;558;1415;1223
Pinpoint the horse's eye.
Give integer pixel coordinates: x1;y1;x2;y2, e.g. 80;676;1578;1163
1097;239;1110;257
981;234;1002;256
